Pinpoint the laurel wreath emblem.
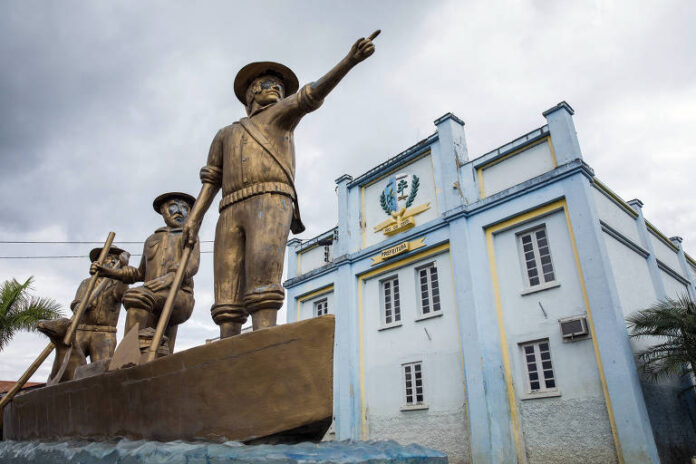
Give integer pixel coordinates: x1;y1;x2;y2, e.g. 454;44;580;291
406;175;419;208
379;175;420;215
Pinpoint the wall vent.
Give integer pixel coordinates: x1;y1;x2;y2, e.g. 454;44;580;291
559;316;588;340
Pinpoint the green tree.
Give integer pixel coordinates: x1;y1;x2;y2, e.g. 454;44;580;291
0;277;62;351
627;294;696;386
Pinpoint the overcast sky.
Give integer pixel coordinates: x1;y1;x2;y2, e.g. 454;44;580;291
1;0;694;382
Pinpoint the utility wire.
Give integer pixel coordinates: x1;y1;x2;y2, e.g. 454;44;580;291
0;240;214;244
0;251;214;259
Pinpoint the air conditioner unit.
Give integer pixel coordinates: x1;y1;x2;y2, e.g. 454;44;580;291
559;316;589;340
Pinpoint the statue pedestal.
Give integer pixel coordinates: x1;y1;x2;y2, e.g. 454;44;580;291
0;439;447;463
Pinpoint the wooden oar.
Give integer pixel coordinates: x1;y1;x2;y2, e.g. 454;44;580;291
144;245;193;363
47;232;116;386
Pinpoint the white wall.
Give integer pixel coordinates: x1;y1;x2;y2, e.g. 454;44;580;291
661;271;689;300
297;290;334;321
491;210;617;462
299;244;331;275
602;233;656;318
592;187;641;245
480;140;554;197
649;233;682;275
360;249;469;462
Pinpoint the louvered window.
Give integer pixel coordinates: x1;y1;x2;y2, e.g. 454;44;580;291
314;298;328;317
403;362;425;406
519;227;555;287
521;340;556;393
381;276;401;325
416;263;441;316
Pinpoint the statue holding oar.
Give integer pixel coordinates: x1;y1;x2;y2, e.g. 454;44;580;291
182;30;380;339
36;245;130;383
92;192;200;354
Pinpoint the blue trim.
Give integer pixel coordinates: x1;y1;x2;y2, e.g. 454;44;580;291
600;221;649;258
348;135;437;188
471;126;550;169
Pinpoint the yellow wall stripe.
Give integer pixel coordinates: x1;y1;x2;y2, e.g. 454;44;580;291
295;285;334;322
358;242;450;438
485;198;623;463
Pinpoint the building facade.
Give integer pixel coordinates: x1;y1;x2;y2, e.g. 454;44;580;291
283;102;696;464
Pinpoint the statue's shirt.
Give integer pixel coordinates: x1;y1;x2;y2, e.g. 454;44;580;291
71;277;127;327
120;227;200;292
200;84;324;194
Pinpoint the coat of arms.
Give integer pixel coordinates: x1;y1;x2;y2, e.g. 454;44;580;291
374;172;430;236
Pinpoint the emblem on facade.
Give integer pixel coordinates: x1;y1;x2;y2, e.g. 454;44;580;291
374;172;430;236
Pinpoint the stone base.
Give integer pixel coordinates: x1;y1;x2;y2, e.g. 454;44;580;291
0;439;447;463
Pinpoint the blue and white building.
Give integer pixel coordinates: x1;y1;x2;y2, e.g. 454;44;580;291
283;102;696;464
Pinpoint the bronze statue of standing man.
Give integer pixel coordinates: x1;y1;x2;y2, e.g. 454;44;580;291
183;32;378;338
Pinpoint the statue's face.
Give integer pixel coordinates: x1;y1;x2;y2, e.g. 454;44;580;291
162;198;190;228
103;254;120;268
249;74;285;108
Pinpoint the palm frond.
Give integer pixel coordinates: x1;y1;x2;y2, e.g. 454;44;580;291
0;276;63;351
0;277;33;317
627;293;696;383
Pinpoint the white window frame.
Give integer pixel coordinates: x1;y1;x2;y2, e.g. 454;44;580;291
314;298;328;317
520;339;559;397
380;275;402;328
401;361;427;410
517;225;557;290
415;262;442;318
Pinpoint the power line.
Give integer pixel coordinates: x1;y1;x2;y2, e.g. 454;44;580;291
0;240;214;244
0;251;214;259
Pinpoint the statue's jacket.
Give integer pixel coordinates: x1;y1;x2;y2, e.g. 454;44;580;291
200;84;324;225
71;277;128;330
120;227;200;293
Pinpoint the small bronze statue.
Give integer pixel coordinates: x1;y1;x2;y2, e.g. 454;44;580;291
183;31;378;339
71;246;130;362
93;192;200;352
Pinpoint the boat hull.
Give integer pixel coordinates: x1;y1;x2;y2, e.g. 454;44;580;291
2;316;334;443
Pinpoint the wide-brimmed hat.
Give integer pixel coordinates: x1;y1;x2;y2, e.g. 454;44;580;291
89;246;127;263
233;61;299;105
152;192;196;213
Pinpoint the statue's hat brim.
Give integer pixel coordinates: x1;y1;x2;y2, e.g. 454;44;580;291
152;192;196;213
89;246;127;263
234;61;299;105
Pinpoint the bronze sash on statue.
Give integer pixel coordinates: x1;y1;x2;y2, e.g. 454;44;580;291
239;117;305;234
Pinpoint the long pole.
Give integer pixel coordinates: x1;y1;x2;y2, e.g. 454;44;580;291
63;232;115;346
0;232;116;417
145;245;192;363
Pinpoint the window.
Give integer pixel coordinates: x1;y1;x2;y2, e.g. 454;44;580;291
519;226;555;287
402;362;425;406
416;263;441;316
381;276;401;325
521;340;556;393
314;298;328;317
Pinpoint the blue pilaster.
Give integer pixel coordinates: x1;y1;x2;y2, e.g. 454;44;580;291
542;102;582;164
448;218;498;464
669;236;696;301
335;175;354;256
628;199;667;300
334;173;361;440
565;176;659;463
332;260;360;440
433;113;468;214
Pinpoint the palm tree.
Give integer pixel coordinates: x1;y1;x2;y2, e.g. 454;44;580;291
0;276;62;351
627;294;696;386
